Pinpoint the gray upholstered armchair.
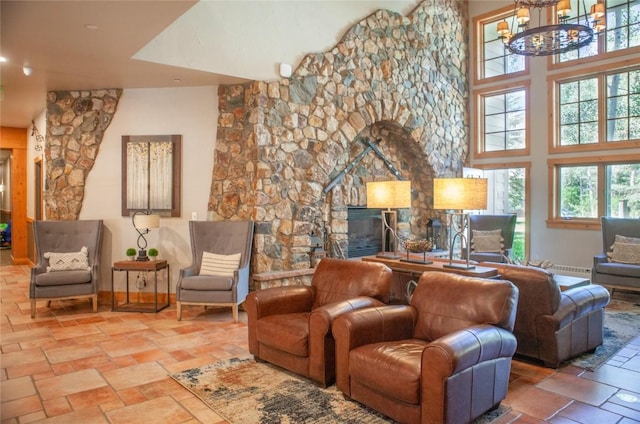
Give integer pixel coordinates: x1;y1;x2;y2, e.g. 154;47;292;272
462;213;517;263
592;216;640;293
30;220;104;318
176;220;254;322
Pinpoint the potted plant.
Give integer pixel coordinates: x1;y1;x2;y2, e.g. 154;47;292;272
126;248;136;260
148;248;159;260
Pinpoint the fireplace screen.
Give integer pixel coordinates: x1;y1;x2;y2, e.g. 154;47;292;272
347;207;383;258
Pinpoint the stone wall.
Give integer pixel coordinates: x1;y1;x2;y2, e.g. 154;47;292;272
45;89;122;220
210;0;469;276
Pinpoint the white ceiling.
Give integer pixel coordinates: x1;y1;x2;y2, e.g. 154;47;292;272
0;0;418;129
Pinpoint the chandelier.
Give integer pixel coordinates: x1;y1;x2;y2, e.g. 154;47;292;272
497;0;606;56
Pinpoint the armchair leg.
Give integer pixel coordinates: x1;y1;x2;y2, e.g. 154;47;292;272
232;305;238;323
177;302;182;321
92;295;98;313
31;300;36;319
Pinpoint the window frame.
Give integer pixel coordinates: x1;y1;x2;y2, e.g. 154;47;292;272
547;153;640;229
474;81;531;159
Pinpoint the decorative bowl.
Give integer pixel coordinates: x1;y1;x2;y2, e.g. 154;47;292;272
403;239;433;253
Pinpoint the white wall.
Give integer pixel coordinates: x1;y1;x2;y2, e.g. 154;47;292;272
80;86;218;293
468;1;640;269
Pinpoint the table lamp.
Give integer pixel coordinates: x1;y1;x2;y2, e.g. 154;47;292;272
132;210;160;261
366;180;411;259
433;178;488;269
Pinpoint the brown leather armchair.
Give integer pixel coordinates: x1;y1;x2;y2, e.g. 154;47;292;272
485;262;610;368
333;271;519;424
245;258;392;387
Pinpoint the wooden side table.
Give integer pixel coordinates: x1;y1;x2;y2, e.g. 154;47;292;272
111;259;170;312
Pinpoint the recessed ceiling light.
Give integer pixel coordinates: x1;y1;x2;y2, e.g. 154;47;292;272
0;57;7;62
84;24;99;30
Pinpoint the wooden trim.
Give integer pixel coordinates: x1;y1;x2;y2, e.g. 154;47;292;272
0;126;28;265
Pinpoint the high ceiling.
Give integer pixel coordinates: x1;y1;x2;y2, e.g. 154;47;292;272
0;1;417;129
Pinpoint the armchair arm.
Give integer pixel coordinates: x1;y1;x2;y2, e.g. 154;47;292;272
593;253;608;266
422;325;516;376
246;286;314;357
548;284;610;328
333;305;416;394
421;325;517;416
246;286;314;319
179;265;199;279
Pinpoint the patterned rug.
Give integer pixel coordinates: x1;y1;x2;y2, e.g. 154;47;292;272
171;357;510;424
569;300;640;371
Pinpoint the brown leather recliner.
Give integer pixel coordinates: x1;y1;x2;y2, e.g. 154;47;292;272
245;258;392;387
484;263;610;368
333;271;519;424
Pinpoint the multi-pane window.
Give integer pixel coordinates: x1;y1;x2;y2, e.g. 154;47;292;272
482;14;525;79
558;0;639;63
606;0;640;52
558;0;601;62
607;68;640;141
481;88;527;153
559;77;599;146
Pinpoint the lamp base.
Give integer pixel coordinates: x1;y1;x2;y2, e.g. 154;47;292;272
136;249;150;261
443;263;476;270
376;252;402;260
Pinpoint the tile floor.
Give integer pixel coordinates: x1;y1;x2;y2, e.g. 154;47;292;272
1;263;639;423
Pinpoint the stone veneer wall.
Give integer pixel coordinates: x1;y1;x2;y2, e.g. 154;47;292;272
45;89;122;220
210;0;469;277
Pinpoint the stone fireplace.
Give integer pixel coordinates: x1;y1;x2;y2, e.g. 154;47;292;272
208;1;469;284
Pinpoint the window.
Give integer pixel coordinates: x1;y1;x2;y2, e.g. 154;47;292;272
548;156;640;227
481;166;529;263
559;77;599;146
606;0;640;52
556;0;640;64
552;64;640;151
474;7;527;82
475;84;529;157
607;68;640;142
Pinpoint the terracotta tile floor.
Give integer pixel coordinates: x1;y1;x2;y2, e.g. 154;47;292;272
2;263;640;423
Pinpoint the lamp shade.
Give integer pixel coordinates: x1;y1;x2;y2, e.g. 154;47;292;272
366;181;412;209
133;213;160;229
433;178;488;210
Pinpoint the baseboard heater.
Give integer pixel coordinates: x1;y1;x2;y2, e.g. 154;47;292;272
549;264;591;278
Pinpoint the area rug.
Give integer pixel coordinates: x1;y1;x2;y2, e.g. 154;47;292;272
171;357;510;424
569;300;640;371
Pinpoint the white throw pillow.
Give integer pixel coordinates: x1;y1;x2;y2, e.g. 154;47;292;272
607;234;640;262
471;229;504;253
609;242;640;265
44;246;91;272
200;252;242;277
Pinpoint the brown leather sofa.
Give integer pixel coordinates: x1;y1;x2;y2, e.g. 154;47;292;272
245;257;392;387
333;272;519;424
484;262;610;368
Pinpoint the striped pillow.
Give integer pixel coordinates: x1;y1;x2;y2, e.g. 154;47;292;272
200;252;241;277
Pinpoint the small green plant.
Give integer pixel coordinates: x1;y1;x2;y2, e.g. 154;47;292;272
148;248;159;257
126;248;136;257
